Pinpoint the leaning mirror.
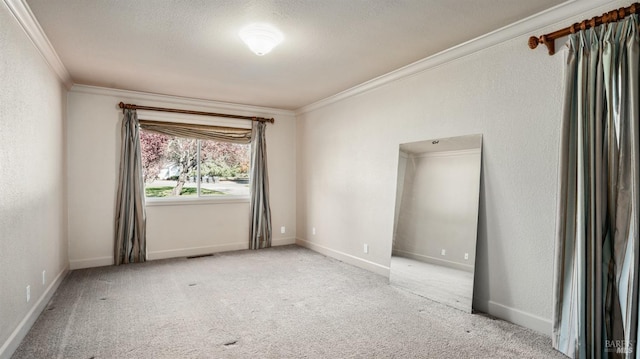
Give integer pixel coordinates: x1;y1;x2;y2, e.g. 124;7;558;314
390;134;482;312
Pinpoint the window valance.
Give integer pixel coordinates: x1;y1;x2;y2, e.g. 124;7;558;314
139;119;252;144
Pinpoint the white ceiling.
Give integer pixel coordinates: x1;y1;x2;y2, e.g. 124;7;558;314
25;0;566;110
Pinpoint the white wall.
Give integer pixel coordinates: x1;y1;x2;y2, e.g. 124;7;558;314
66;86;296;269
295;0;626;335
0;2;68;356
394;150;481;271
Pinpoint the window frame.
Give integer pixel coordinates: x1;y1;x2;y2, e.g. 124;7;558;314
137;110;252;206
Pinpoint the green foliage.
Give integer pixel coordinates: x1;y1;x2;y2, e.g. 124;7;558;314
201;161;245;178
145;186;224;197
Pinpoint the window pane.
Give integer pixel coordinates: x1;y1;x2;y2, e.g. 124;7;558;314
139;129;250;198
200;140;250;197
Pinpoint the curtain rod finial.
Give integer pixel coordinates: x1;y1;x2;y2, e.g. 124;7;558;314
528;36;540;49
528;35;555;55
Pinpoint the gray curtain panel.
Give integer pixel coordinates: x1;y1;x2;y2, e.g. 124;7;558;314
553;16;639;358
114;109;147;265
249;121;272;249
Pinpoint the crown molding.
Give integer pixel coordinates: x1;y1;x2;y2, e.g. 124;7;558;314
295;0;614;115
3;0;73;89
70;84;296;118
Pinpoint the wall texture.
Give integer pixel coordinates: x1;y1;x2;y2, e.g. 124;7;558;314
66;86;297;269
394;150;481;271
295;0;628;335
0;2;68;355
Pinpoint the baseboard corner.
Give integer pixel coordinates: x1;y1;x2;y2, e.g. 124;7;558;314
0;265;68;359
69;256;113;270
296;238;390;277
475;300;552;336
272;237;296;246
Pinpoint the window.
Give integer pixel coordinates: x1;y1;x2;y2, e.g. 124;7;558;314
139;129;250;199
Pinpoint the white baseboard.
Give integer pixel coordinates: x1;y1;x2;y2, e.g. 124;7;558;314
148;238;297;261
296;238;390;277
72;238;298;268
272;237;296;246
147;243;249;260
474;300;552;336
69;256;113;270
0;265;69;359
392;249;474;272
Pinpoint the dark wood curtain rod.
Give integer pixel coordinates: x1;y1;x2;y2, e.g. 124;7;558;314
118;102;275;124
529;2;640;55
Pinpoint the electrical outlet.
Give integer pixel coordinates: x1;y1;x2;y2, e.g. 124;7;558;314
42;270;46;285
280;226;285;234
441;249;446;256
364;244;369;254
26;285;30;303
312;227;316;235
464;253;469;260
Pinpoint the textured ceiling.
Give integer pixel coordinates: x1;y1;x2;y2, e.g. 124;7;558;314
26;0;566;110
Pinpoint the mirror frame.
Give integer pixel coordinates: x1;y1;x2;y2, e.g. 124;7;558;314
389;134;482;312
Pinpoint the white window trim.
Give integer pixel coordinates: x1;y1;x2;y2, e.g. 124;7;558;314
145;195;250;207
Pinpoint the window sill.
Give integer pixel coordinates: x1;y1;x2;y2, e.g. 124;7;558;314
145;196;250;207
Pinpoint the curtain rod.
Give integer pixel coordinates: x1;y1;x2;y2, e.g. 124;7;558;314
118;102;275;124
529;2;640;55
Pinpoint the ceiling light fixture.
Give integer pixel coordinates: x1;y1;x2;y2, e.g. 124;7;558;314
239;23;284;56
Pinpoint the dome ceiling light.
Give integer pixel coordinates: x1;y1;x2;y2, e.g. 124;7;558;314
239;23;284;56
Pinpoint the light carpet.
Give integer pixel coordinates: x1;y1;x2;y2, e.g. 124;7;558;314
12;245;565;358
